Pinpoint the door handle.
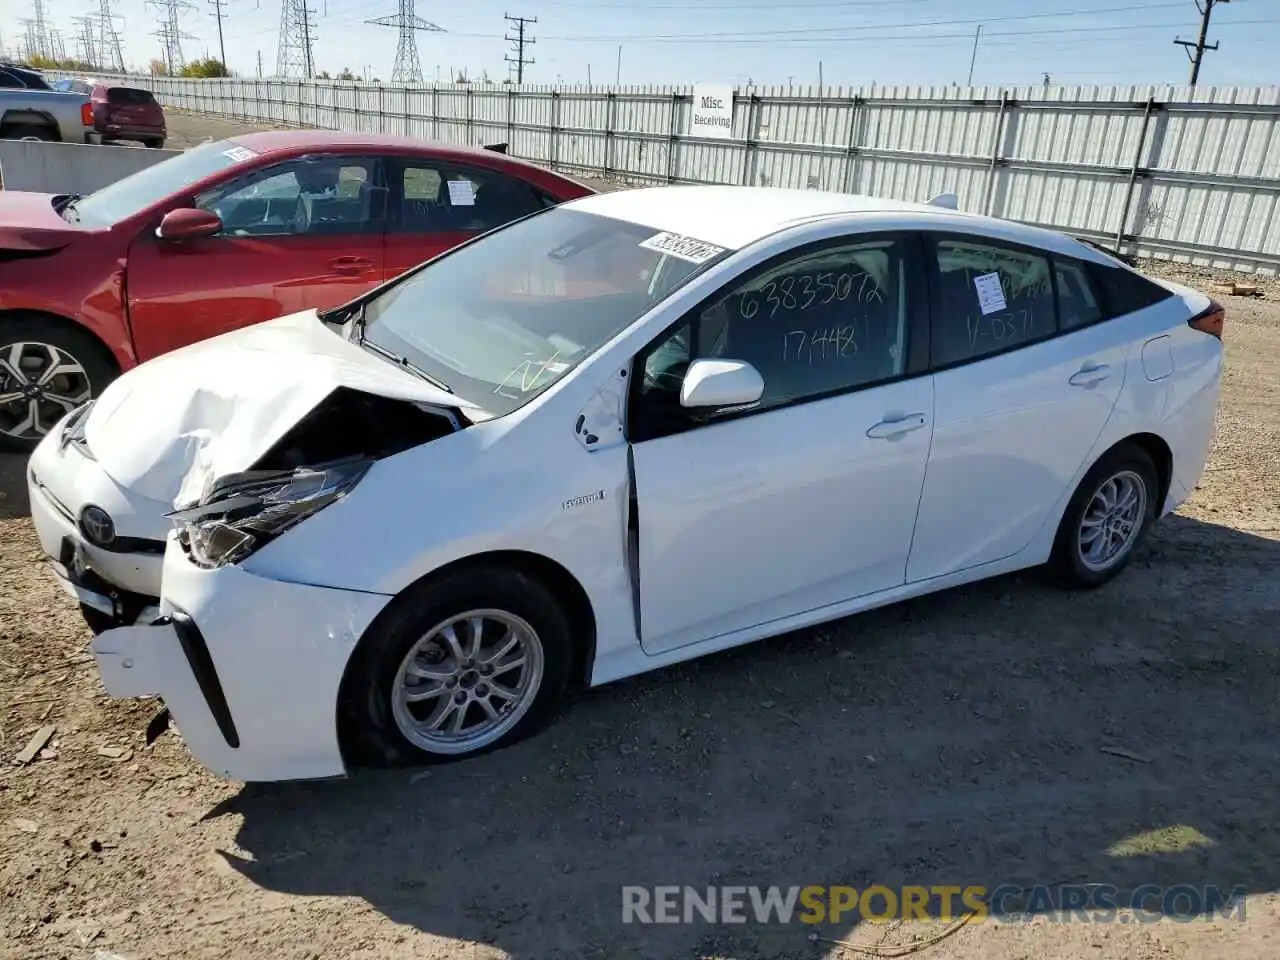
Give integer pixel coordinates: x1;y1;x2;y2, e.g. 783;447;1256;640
328;256;374;275
866;413;928;440
1069;363;1111;387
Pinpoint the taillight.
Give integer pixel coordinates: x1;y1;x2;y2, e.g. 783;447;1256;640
80;102;93;126
1189;299;1225;339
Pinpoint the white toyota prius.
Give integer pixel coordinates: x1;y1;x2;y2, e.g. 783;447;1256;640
27;185;1224;782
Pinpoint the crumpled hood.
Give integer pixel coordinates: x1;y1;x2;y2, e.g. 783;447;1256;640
84;310;476;507
0;191;87;251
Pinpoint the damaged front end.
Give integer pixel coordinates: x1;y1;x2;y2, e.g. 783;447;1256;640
167;386;463;569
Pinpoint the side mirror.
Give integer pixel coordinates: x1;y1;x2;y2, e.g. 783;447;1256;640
679;358;765;411
156;207;222;241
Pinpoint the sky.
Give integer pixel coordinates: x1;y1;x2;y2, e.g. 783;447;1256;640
1;0;1278;88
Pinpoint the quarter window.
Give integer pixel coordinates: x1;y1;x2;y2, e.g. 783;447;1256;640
635;236;912;433
930;238;1057;366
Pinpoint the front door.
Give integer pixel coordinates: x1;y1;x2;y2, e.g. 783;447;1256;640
628;233;935;654
125;153;386;362
382;156;549;282
905;235;1129;582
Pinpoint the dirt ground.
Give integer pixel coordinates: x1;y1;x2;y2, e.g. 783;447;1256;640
1;111;1279;960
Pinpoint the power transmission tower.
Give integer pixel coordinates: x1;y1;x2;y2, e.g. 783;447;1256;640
73;14;98;65
95;0;126;72
149;0;197;73
503;12;535;84
209;0;227;67
49;26;67;60
277;0;318;78
1175;0;1230;86
26;0;55;61
367;0;443;84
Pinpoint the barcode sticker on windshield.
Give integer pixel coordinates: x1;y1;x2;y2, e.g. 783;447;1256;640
638;231;726;265
222;146;257;163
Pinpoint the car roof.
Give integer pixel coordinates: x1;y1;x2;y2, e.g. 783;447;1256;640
565;184;1111;262
226;129;567;176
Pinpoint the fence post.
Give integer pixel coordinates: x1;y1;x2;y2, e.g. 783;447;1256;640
432;86;439;140
507;87;516;153
378;82;385;135
740;93;759;186
550;89;562;170
843;94;865;194
1115;96;1157;254
466;85;474;145
297;81;304;128
605;90;617;178
666;90;682;183
981;91;1009;215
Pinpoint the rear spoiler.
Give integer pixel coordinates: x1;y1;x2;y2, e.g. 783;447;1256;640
483;142;509;154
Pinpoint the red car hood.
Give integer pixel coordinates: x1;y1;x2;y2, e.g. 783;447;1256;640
0;191;85;251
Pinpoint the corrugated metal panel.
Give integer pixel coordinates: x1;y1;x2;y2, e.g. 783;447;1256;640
106;74;1280;271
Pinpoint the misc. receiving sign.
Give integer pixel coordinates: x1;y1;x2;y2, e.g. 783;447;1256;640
690;84;735;140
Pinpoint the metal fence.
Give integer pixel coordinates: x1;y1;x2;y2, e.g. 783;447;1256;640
111;76;1280;272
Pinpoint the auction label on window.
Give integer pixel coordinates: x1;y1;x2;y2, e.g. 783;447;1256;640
690;83;735;140
222;146;258;163
973;271;1008;315
447;180;476;206
639;231;726;265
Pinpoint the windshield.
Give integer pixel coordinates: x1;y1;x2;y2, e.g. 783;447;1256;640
67;139;257;228
360;207;732;417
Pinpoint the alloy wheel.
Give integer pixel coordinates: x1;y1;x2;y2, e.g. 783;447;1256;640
1077;469;1148;572
391;609;545;755
0;342;92;442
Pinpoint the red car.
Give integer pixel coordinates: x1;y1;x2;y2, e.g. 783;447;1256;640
55;78;167;147
0;131;595;450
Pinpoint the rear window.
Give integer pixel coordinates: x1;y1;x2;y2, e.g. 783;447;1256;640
107;87;157;106
1087;262;1173;318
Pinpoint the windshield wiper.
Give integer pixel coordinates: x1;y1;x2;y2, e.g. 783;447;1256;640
359;336;453;393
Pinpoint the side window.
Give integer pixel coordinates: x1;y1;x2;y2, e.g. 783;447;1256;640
0;71;22;89
196;157;379;237
930;237;1056;366
393;160;543;234
634;236;912;434
1055;258;1104;330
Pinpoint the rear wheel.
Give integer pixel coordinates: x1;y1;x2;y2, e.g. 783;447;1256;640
1048;443;1159;589
1;123;57;141
339;567;575;767
0;319;118;453
145;138;165;149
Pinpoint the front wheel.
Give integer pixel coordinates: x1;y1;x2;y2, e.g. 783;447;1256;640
1048;443;1160;589
339;567;575;767
0;319;117;453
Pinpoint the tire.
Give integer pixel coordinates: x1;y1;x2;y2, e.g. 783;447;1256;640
2;123;57;142
146;138;165;149
1047;442;1160;589
0;318;118;453
339;566;575;768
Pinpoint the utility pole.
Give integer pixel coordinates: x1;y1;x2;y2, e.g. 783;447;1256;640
503;13;535;84
209;0;227;67
148;0;197;73
367;0;443;84
257;48;262;76
1175;0;1229;86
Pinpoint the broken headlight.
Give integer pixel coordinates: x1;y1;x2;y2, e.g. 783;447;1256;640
166;458;371;569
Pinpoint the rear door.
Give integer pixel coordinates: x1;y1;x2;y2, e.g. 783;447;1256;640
125;153;386;362
382;155;548;282
905;234;1130;583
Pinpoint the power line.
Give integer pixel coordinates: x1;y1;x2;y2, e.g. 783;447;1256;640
367;0;444;83
277;0;318;77
209;0;228;66
504;12;535;84
1175;0;1229;86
